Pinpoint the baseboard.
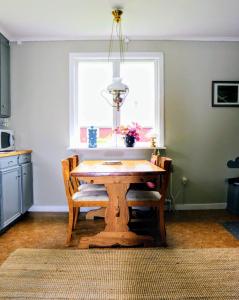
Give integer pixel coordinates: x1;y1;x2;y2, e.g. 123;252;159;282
175;203;226;210
29;205;90;212
30;203;227;213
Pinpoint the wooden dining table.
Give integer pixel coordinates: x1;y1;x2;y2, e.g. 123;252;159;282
71;159;165;248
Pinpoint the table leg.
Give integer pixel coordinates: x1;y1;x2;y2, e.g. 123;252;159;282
104;183;130;232
79;183;154;248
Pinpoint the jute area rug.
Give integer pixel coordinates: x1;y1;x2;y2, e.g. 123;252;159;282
0;248;239;300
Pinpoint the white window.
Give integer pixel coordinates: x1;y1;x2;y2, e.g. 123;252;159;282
69;53;164;149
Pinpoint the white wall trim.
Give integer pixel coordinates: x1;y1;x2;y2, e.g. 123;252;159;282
29;205;68;212
9;36;239;42
69;51;165;148
29;205;91;212
30;203;226;213
175;203;226;210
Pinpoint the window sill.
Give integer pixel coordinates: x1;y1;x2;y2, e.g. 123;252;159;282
68;146;166;152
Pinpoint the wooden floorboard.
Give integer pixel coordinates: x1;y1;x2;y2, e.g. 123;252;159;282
0;210;239;265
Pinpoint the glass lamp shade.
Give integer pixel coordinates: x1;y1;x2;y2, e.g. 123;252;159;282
101;77;129;111
107;77;129;94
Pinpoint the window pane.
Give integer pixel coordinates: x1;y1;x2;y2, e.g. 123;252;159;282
120;61;155;142
78;62;113;146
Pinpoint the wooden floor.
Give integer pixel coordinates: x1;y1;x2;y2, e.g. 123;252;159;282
0;209;239;265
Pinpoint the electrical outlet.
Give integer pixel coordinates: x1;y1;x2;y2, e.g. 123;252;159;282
182;176;188;185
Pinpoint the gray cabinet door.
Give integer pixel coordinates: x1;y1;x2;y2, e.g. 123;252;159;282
0;37;10;117
21;162;33;213
0;167;21;228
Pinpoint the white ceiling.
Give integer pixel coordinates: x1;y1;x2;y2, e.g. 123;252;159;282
0;0;239;42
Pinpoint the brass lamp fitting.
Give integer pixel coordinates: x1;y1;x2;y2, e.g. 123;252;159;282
112;9;123;23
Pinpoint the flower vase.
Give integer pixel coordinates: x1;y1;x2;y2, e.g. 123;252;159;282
124;135;135;147
88;126;97;148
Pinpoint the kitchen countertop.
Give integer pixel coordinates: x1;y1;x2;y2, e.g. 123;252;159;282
0;150;32;158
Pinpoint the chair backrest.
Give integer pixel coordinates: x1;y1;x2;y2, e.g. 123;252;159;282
62;159;75;205
144;154;161;189
151;154;160;166
157;157;172;196
68;155;80;191
69;155;79;169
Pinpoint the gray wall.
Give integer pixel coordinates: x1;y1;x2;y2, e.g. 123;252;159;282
10;40;239;208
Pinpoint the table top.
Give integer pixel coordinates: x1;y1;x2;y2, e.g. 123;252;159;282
71;160;165;177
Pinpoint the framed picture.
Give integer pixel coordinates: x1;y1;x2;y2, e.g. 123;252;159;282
212;81;239;107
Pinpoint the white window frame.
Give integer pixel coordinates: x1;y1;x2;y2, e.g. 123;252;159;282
69;52;164;149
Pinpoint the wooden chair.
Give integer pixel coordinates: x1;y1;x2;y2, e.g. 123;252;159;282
68;155;106;221
68;155;106;193
130;154;161;191
126;156;172;246
62;158;109;245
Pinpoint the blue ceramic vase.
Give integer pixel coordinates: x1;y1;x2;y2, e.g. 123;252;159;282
88;126;97;148
124;135;135;147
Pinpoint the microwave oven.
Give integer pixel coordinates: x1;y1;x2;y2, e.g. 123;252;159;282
0;129;15;151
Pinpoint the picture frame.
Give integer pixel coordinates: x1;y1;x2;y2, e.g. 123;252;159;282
212;81;239;107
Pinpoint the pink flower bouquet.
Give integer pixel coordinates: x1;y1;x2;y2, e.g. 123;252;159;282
114;123;142;143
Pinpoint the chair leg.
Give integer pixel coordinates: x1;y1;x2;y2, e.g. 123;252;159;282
66;206;74;246
73;207;79;229
128;207;133;220
157;203;167;246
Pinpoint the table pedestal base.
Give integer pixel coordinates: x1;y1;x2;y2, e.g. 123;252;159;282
79;231;154;249
85;207;106;220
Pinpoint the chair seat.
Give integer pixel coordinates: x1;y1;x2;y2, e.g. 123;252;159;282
79;183;106;192
130;182;157;191
72;190;109;201
126;189;162;201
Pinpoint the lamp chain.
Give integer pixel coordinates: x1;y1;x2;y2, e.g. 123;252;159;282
108;9;125;62
108;19;115;61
